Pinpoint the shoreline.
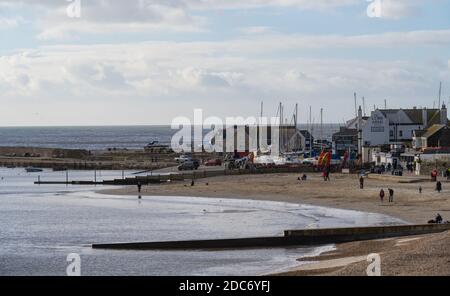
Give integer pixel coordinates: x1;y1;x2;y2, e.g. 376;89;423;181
100;172;449;224
99;172;450;276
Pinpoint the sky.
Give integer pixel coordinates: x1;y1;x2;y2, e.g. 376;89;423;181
0;0;450;126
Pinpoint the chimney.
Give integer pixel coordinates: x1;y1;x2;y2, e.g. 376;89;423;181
422;107;428;127
441;104;448;125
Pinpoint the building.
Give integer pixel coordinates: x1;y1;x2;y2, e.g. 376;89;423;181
222;124;308;155
360;104;448;147
299;130;314;151
345;115;369;130
279;125;306;153
332;127;358;156
413;124;450;150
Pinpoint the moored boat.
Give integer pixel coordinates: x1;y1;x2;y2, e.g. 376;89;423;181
25;167;44;173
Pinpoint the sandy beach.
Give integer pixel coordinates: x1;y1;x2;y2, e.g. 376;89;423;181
101;172;450;276
102;173;449;224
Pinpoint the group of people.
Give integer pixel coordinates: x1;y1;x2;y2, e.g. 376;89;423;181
433;168;450;181
379;188;395;203
405;162;415;173
359;176;395;202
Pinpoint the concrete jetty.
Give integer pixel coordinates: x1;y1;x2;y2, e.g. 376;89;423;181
92;224;450;250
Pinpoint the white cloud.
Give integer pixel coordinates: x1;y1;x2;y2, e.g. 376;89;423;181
1;29;449;124
1;0;206;39
378;0;421;19
0;0;362;39
184;0;360;10
0;0;434;39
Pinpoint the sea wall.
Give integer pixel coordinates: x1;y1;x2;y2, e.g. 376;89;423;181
0;146;89;159
92;224;450;250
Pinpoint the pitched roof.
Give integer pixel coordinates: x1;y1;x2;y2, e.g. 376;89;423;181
379;108;443;126
422;124;445;138
333;127;357;137
299;130;313;139
345;116;369;128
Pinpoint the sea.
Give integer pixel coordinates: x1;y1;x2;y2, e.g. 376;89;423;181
0;167;405;276
0;125;341;151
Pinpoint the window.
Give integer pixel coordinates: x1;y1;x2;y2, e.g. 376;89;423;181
390;130;394;137
399;131;403;137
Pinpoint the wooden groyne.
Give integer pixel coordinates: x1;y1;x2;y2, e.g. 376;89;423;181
92;224;450;250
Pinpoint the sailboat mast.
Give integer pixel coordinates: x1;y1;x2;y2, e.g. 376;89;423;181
260;101;264;118
438;81;442;108
320;108;323;151
309;106;312;158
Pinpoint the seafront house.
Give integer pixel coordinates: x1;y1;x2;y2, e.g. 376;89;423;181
361;104;448;147
334;104;449;165
332;127;358;157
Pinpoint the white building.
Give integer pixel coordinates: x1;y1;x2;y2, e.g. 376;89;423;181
360;105;448;147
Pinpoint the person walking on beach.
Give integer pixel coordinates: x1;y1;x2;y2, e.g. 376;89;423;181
379;189;385;202
431;169;438;182
137;181;142;193
388;188;394;203
359;176;364;189
436;181;442;193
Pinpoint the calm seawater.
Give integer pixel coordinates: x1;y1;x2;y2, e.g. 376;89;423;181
0;167;404;276
0;125;340;150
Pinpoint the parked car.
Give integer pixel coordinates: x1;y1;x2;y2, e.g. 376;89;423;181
178;160;200;171
301;158;315;165
205;159;222;166
175;154;192;163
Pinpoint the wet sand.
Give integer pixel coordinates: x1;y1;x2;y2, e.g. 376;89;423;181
101;172;450;276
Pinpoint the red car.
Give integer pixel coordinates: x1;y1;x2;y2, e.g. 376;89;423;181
205;159;222;166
